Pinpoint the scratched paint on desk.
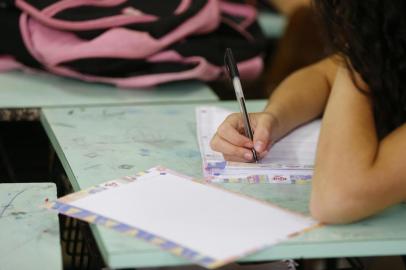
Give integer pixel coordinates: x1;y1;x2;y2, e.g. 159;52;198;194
0;183;62;270
42;106;208;190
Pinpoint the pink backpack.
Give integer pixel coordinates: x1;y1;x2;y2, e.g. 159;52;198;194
0;0;265;87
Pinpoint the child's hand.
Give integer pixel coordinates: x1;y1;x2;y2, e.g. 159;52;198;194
210;112;278;162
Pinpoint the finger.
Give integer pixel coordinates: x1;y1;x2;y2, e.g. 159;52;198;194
253;117;272;153
258;150;268;160
223;154;249;162
217;122;253;148
210;135;253;161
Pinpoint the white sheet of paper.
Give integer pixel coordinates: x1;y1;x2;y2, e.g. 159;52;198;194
196;106;321;182
69;169;316;265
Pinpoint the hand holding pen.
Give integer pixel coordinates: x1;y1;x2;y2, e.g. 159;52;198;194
224;48;259;162
209;48;278;162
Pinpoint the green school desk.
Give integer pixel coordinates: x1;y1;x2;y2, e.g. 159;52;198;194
258;11;286;38
40;101;406;269
0;183;62;270
0;71;218;120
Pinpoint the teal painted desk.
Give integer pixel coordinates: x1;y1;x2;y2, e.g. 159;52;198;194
41;101;406;268
0;71;218;120
0;183;62;270
258;11;286;38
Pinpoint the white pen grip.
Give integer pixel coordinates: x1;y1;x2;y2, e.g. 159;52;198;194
232;77;244;100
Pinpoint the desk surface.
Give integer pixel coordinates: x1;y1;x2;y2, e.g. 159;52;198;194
0;71;218;109
258;11;286;38
0;183;62;270
41;101;406;269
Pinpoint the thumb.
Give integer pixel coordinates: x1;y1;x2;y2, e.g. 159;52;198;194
253;116;273;153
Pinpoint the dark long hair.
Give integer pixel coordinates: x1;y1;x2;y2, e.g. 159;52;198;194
314;0;406;138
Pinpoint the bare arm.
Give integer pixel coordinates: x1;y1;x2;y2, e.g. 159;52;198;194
310;66;406;224
262;56;338;142
211;55;406;224
211;56;338;161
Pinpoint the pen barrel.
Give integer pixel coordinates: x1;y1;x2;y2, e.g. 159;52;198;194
225;48;258;162
225;48;240;78
232;77;244;100
239;97;254;141
232;78;253;140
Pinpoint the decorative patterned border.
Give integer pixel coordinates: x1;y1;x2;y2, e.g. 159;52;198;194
204;160;314;184
55;169;149;204
46;166;319;269
212;174;312;184
46;166;223;268
48;200;219;268
204;172;312;184
205;161;227;169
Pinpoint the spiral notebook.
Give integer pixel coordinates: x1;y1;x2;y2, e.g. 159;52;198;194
196;106;321;183
46;167;318;269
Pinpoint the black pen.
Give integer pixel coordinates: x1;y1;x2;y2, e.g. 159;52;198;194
224;48;258;162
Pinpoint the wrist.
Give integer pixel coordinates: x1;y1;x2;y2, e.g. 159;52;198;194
262;106;282;141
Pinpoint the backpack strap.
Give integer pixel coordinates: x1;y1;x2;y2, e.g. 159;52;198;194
0;7;42;68
220;0;257;29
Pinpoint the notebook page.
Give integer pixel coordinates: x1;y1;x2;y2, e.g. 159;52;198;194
196;106;320;181
259;120;320;167
196;106;230;162
68;169;317;266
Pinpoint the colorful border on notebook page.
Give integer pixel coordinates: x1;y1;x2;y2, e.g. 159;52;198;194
205;173;312;184
226;161;314;170
204;160;314;184
55;169;152;204
46;166;319;269
48;200;220;268
46;166;226;269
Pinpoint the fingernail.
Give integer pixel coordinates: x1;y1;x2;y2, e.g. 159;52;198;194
244;152;252;160
254;141;263;152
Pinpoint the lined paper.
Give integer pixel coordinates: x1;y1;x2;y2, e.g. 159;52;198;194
196;106;321;183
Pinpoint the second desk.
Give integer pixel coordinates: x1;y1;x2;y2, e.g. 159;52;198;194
0;71;218;120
